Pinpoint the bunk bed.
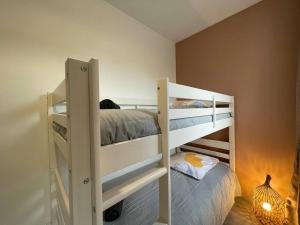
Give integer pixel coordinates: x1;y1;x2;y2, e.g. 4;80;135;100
47;58;239;225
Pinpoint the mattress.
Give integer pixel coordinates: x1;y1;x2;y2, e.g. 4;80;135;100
103;162;241;225
53;109;231;146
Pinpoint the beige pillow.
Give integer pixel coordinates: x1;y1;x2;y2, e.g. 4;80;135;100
171;152;219;180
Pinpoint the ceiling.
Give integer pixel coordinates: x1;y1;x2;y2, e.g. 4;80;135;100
105;0;262;42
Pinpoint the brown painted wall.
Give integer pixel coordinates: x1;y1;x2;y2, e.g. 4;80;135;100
176;0;300;200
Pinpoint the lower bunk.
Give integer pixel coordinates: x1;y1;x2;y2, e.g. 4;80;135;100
51;105;236;225
102;162;241;225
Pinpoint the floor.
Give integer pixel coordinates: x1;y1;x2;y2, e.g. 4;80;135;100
223;197;262;225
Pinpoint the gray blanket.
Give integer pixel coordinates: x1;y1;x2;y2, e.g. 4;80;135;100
103;163;241;225
53;109;231;146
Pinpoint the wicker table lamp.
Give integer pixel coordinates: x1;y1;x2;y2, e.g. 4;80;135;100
253;175;286;224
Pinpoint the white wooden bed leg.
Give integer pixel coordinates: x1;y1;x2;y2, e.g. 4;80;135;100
212;96;216;128
47;93;56;170
157;78;171;225
229;98;235;171
47;93;57;225
66;59;94;225
88;59;103;225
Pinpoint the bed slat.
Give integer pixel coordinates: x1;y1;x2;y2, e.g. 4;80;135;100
53;114;67;128
192;138;230;150
53;80;66;105
169;107;232;120
101;135;161;177
102;153;162;183
181;144;230;160
169;118;233;149
168;82;233;103
102;167;167;211
53;131;68;162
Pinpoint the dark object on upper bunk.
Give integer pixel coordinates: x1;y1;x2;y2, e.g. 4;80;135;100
100;99;120;109
104;200;123;222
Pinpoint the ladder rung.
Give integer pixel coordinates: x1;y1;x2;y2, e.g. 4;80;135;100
102;167;167;211
53;131;68;162
52;113;67;128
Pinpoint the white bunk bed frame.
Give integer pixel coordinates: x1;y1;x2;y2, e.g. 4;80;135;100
47;58;235;225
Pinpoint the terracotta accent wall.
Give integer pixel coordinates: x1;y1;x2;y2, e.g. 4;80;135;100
176;0;300;200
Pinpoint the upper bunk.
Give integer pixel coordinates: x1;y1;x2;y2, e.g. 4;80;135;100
51;76;234;150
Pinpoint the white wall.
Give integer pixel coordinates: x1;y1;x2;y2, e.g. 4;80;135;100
0;0;175;224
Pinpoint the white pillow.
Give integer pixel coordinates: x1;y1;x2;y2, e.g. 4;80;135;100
171;152;219;180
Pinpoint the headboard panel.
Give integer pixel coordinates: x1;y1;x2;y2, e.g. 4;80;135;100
180;135;234;169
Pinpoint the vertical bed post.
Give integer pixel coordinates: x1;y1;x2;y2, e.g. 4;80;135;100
47;93;56;171
229;97;236;171
47;93;57;225
66;59;93;225
212;96;216;128
157;78;171;225
88;59;103;225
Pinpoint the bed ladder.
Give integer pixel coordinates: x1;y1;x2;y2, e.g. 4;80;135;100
63;59;171;225
98;82;171;225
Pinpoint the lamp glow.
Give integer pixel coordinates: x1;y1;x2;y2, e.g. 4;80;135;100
262;202;272;211
253;175;285;224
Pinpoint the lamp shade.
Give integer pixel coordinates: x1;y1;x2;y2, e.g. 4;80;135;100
253;175;285;224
